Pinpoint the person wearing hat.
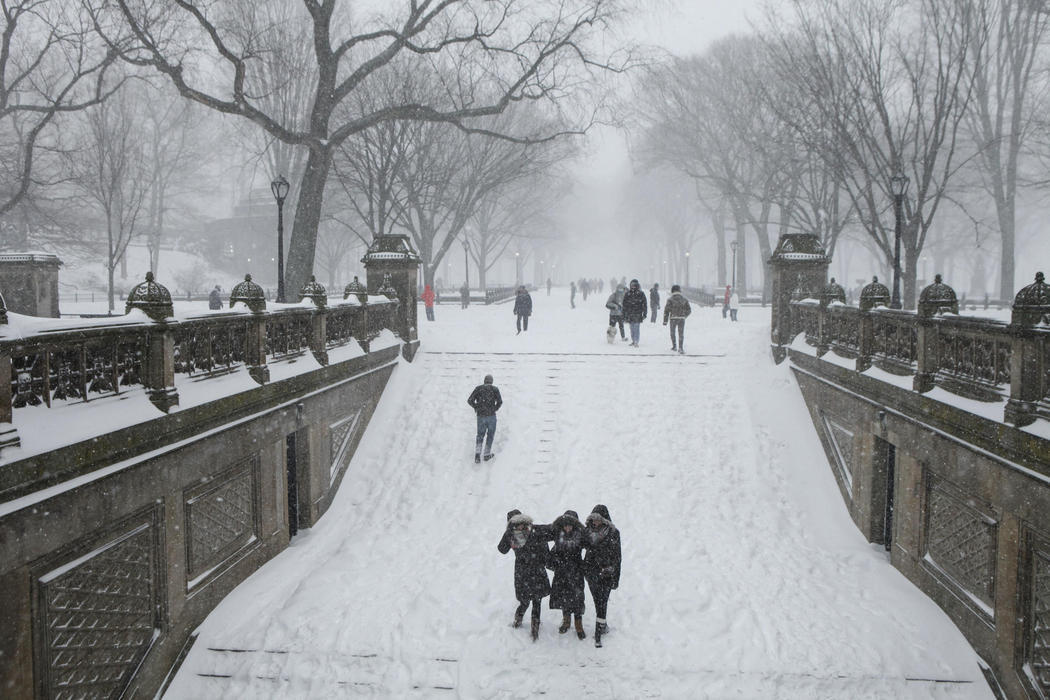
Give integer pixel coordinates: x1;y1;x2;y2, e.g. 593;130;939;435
583;505;621;647
547;510;588;640
621;279;648;347
498;510;554;641
513;285;533;334
662;284;692;354
467;374;502;463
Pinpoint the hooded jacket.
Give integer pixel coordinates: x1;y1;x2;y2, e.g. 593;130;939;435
663;292;692;322
498;511;553;602
583;504;621;590
546;510;586;613
605;287;625;317
621;281;648;323
513;289;533;316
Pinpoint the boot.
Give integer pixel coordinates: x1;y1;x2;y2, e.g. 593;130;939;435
513;610;523;628
530;617;540;642
594;620;603;648
575;614;586;640
559;612;571;634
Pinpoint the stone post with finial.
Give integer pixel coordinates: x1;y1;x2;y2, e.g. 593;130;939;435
1005;272;1050;426
0;288;19;450
125;272;179;412
361;234;422;361
300;276;329;366
230;274;270;384
768;233;831;363
913;274;958;392
856;276;891;372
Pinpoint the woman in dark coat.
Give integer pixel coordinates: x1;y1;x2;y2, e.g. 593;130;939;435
583;504;621;647
497;509;552;641
513;286;533;334
546;510;587;640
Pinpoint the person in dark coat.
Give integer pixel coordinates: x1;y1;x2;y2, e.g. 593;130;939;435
460;282;470;309
649;283;660;323
570;281;576;309
467;374;502;462
208;285;222;310
605;285;626;342
663;285;692;354
546;510;587;640
583;504;621;647
621;279;648;347
513;285;532;334
498;510;553;641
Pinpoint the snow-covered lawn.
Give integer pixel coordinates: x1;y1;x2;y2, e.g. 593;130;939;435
164;289;991;699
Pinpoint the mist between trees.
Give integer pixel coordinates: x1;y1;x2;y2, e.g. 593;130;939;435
630;0;1050;307
0;0;640;310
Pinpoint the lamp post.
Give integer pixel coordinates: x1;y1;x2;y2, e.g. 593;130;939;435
685;251;691;288
462;238;469;291
890;169;909;309
515;251;521;285
730;240;739;291
270;175;290;303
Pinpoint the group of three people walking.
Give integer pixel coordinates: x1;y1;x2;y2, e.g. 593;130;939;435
498;505;622;647
606;279;692;352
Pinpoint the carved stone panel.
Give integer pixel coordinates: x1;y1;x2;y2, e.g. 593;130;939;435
185;457;258;586
329;408;364;483
923;477;997;612
819;410;854;495
35;519;159;699
1026;539;1050;697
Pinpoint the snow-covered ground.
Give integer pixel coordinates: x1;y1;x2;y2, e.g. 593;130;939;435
164;289;992;699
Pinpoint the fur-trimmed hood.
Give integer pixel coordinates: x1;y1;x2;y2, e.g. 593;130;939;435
552;510;581;530
508;512;533;528
586;504;613;527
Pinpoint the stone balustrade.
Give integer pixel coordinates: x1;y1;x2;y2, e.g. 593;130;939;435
784;274;1050;427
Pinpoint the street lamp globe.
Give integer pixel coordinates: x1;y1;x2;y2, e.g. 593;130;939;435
890;170;909;197
270;175;290;203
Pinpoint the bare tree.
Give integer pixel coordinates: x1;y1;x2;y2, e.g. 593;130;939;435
95;0;632;293
67;88;153;311
0;1;120;217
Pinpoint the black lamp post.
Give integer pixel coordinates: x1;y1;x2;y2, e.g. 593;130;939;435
890;169;909;309
515;251;521;285
270;175;290;303
730;240;739;291
685;251;691;288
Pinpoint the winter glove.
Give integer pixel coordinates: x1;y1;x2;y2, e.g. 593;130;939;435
662;321;667;326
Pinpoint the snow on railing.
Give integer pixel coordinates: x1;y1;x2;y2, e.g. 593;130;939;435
786;296;1049;426
0;295;401;429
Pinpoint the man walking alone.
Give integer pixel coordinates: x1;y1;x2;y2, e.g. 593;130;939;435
649;282;660;323
468;374;502;462
621;279;648;347
663;284;692;354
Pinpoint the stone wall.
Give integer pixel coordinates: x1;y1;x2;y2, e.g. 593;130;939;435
0;344;400;699
790;348;1050;698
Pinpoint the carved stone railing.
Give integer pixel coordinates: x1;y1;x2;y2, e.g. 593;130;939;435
787;298;1032;423
0;296;402;450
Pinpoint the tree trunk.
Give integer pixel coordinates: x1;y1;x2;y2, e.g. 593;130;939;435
904;247;919;310
713;210;726;287
107;214;115;312
285;146;333;294
998;201;1015;301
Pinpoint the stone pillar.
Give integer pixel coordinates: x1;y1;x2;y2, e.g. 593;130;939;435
0;253;62;317
361;234;422;362
229;274;270;384
125;273;179;412
857;312;874;373
1005;272;1049;427
913;275;958;393
299;277;329;366
768;233;831;363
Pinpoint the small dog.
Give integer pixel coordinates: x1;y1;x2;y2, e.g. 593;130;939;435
606;325;616;344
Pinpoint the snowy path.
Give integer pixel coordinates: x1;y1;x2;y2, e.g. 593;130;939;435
165;290;991;699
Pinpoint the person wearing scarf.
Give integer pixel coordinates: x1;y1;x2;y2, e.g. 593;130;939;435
497;510;554;641
546;510;588;640
583;504;621;647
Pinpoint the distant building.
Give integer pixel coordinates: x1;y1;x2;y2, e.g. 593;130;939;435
200;188;285;286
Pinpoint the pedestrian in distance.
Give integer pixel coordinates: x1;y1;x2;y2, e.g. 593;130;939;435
605;284;626;343
422;284;436;321
663;284;692;354
208;285;222;310
621;279;648;347
570;281;577;309
583;505;620;648
722;284;731;320
460;282;470;309
498;510;553;641
598;278;604;294
546;277;552;296
581;278;590;301
729;289;740;322
649;283;660;323
513;285;533;334
467;374;502;462
547;510;588;640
